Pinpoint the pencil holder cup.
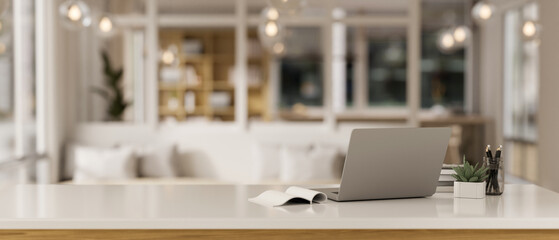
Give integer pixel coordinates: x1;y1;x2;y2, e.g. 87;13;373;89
485;157;504;195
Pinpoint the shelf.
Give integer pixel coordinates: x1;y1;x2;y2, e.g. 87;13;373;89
212;107;235;116
159;28;268;122
158;82;203;91
186;108;205;116
278;110;323;122
180;54;211;64
213;54;235;62
248;85;264;90
159;106;186;116
212;81;234;90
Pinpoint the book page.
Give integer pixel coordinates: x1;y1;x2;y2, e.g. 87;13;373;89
285;186;327;203
249;190;306;207
249;187;327;207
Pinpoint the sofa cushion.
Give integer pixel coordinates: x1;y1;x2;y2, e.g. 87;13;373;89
251;143;282;181
136;143;178;178
73;146;137;183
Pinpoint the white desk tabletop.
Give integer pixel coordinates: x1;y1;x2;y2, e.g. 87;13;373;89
0;184;558;229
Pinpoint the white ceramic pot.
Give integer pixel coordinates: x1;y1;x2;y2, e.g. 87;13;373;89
454;181;486;199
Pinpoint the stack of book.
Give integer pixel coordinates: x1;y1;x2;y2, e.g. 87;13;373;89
438;164;461;192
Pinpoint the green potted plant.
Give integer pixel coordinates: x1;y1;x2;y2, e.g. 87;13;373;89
91;51;128;121
452;157;489;199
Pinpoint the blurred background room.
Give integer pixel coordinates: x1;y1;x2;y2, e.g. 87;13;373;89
1;0;558;192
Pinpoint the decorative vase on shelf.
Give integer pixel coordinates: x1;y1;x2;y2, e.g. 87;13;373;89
451;158;489;199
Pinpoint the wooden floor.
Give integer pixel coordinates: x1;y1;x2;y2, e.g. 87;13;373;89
2;230;559;240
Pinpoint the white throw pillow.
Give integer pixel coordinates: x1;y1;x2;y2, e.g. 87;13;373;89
280;144;341;182
73;146;137;183
137;144;178;178
252;143;282;181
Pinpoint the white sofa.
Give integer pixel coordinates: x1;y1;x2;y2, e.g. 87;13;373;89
65;122;403;184
64;138;349;185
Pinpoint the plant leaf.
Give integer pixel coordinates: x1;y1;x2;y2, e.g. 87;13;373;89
451;174;460;181
459;175;468;182
90;86;110;101
453;167;464;178
474;166;489;177
469;176;479;182
464;162;474;180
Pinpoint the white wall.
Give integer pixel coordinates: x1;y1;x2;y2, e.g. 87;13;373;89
537;0;559;193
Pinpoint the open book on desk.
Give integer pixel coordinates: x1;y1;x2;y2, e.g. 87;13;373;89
249;186;327;207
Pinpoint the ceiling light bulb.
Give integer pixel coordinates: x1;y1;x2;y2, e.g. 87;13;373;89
478;4;492;20
265;7;279;20
67;4;82;21
437;29;457;53
472;1;495;24
521;20;541;41
453;26;467;43
99;16;113;33
522;21;536;37
161;50;175;65
265;21;279;37
272;42;285;54
59;0;92;29
442;33;454;49
258;10;284;51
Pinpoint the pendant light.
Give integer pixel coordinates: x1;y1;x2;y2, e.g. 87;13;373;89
96;14;117;38
261;7;279;21
471;1;495;24
258;7;285;53
161;45;179;66
452;25;471;47
437;29;456;54
272;42;285;55
521;20;541;41
58;0;92;29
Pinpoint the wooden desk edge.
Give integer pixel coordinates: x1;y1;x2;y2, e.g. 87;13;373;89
1;229;558;240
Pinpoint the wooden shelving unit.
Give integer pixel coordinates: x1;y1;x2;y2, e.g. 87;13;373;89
158;29;270;122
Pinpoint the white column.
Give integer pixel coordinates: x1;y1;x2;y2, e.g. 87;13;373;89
13;0;27;159
332;20;347;113
353;27;367;110
35;0;50;183
235;0;248;129
13;0;34;183
133;31;145;123
268;58;280;120
406;0;421;127
145;0;159;125
464;0;475;114
323;3;335;129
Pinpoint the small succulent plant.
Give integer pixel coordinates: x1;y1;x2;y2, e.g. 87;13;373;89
452;157;489;183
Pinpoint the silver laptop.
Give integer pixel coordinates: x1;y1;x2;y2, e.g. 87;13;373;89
315;127;451;202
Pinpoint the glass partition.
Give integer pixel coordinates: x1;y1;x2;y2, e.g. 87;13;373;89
279;27;323;109
420;0;467;110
